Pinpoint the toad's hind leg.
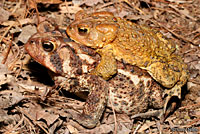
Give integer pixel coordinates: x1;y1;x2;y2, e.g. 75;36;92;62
163;63;188;114
147;61;181;88
147;59;188;114
68;74;109;128
90;46;117;80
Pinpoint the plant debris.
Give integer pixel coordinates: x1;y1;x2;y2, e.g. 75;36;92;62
0;0;199;133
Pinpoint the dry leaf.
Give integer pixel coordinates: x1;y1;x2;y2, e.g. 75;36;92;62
0;56;14;85
138;121;156;132
0;7;10;23
67;124;79;133
36;0;62;4
28;0;62;9
72;0;85;5
59;2;82;14
1;18;34;26
0;90;24;109
18;25;37;43
72;0;103;6
36;109;59;126
49;120;63;134
84;0;103;6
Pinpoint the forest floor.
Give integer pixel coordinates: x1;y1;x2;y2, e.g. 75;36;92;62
0;0;200;133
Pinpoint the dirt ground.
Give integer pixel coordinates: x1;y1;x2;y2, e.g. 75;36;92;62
0;0;200;133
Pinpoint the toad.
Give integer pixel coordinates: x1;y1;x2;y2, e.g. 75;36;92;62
25;22;167;128
66;11;189;112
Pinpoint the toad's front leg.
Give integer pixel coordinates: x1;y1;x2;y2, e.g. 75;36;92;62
68;74;109;128
90;45;117;80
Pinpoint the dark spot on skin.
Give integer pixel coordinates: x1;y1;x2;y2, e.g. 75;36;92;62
129;80;133;84
112;17;117;22
118;95;122;99
129;92;134;96
126;77;130;80
137;94;144;100
129;109;135;113
119;77;124;81
138;72;143;77
79;45;97;56
170;90;174;95
63;37;73;42
151;98;155;102
77;69;83;75
69;78;80;90
50;52;64;74
146;80;151;87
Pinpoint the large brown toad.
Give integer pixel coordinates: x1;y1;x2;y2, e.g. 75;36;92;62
66;11;189;112
25;23;167;128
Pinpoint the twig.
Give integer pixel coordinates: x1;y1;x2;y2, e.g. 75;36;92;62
2;35;13;64
121;0;146;15
97;2;114;10
0;23;14;43
179;102;200;110
34;0;40;24
152;20;198;46
109;92;118;134
19;108;49;134
11;0;22;15
133;124;141;134
188;79;200;85
187;118;200;126
12;114;25;131
6;41;21;70
169;5;196;21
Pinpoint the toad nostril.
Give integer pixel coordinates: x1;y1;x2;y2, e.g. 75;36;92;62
30;40;35;45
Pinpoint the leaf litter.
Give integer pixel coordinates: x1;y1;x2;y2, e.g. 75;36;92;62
0;0;200;133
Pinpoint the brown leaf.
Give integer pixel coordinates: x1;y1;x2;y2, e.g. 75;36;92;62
0;56;13;85
72;0;103;6
1;18;34;26
84;0;103;6
36;109;59;126
0;7;10;23
59;2;82;14
18;25;37;43
138;121;156;132
66;124;79;133
28;0;62;8
36;0;62;4
0;90;24;109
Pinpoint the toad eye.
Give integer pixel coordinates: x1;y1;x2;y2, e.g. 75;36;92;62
78;27;88;36
42;41;56;52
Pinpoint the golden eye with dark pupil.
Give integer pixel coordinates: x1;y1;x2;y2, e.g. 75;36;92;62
78;27;88;36
42;41;55;52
